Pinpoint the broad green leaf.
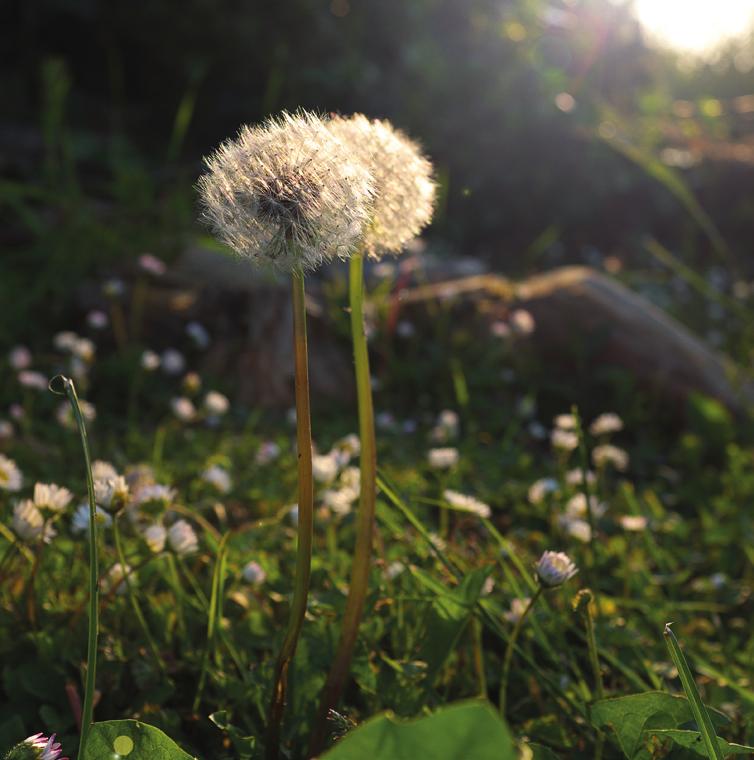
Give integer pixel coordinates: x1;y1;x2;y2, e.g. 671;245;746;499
646;729;754;757
590;691;727;759
321;700;516;760
84;720;196;760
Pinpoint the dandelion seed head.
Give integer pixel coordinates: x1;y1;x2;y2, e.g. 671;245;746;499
198;110;375;272
328;114;435;258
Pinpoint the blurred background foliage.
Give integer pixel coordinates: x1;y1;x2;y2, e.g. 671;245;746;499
2;0;754;339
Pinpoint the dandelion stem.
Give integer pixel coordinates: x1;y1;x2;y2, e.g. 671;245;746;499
309;251;378;756
266;269;314;760
55;376;98;760
499;586;542;718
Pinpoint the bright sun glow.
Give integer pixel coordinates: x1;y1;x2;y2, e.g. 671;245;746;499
634;0;754;54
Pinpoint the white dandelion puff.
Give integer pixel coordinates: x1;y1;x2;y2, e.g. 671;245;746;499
197;110;375;272
327;113;435;258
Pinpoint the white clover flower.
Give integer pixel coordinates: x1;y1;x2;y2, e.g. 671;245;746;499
503;597;531;624
0;420;13;440
9;346;32;370
339;466;360;490
242;560;267;585
431;409;460;443
55;400;96;430
509;309;535;336
589;412;624;436
565;468;596;486
161;349;186;375
71;503;112;534
13;500;54;543
181;372;202;395
18;370;48;391
104;562;133;595
71;337;95;362
186;321;210;349
618;514;648;532
7;732;67;760
140;350;161;371
204;390;230;416
143;523;167;553
551;428;578;452
322;487;358;517
0;454;23;491
86;310;108;330
427;447;459;470
53;331;78;351
527;477;558;505
255;440;281;465
327;113;435;258
375;411;396;430
171;396;196;422
33;483;73;513
138;253;167;276
535;550;578;588
92;460;118;481
202;464;232;494
384;561;405;580
102;278;126;298
167;519;199;556
565;493;607;520
553;413;577;430
442;489;491;519
198;110;376;272
133;483;175;506
558;516;592;543
333;433;361;460
312;453;339;483
527;421;548;440
94;476;130;511
592;444;629;471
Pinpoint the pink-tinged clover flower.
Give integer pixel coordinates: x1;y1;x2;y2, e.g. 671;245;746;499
5;732;68;760
535;550;578;588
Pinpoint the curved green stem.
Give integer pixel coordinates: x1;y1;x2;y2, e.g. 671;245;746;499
55;377;98;760
266;271;314;760
309;252;377;756
499;586;542;718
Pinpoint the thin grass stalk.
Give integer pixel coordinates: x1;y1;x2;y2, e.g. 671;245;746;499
266;269;314;760
309;252;378;756
194;533;230;712
52;376;98;760
499;586;542;717
575;590;605;760
112;516;165;672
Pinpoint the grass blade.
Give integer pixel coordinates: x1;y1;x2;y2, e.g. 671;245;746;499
663;623;723;760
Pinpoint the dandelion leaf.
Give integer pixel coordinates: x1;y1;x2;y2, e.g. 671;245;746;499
84;720;196;760
321;700;515;760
